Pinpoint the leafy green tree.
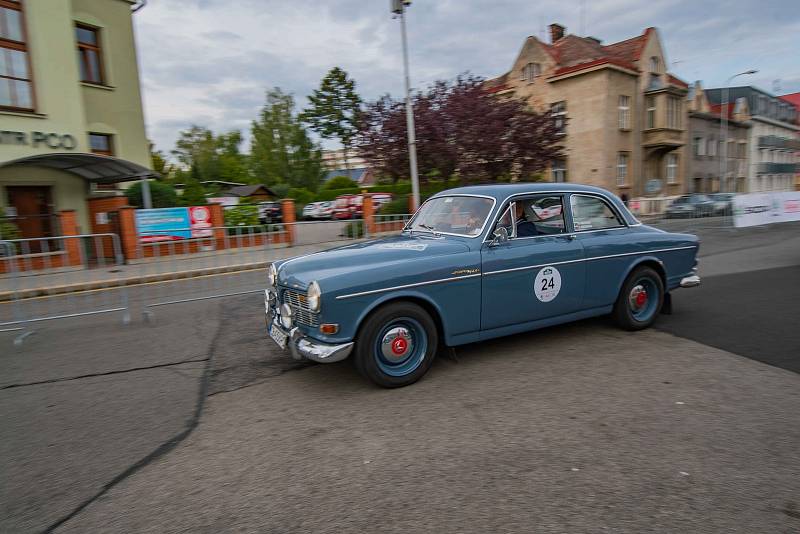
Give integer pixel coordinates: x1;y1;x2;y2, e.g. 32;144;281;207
125;181;179;208
250;88;325;192
224;203;259;227
300;67;362;170
150;144;171;178
172;126;250;184
323;176;358;190
179;166;208;206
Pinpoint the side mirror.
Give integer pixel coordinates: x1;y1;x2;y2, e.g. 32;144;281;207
489;226;509;246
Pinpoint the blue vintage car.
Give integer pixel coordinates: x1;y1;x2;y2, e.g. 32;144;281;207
265;184;700;387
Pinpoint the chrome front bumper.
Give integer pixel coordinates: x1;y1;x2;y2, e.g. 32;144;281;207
265;289;353;364
680;274;701;288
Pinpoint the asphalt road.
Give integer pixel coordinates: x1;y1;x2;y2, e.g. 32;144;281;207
0;221;799;533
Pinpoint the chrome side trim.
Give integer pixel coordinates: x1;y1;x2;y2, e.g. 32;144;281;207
482;245;699;277
336;272;482;300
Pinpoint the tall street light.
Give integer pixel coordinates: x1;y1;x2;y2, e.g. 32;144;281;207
391;0;420;211
719;69;757;193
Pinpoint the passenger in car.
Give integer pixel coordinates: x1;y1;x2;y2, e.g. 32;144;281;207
515;202;538;237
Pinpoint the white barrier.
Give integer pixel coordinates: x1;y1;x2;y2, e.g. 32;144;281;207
733;192;800;228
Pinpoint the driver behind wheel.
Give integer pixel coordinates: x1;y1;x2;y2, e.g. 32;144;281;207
515;202;538;237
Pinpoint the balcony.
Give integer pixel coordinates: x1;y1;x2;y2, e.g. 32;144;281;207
758;135;800;150
757;162;798;174
642;128;684;149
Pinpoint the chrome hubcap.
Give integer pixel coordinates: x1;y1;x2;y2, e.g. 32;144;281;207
629;284;648;311
381;326;413;360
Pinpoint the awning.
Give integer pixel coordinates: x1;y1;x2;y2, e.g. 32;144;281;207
0;153;160;184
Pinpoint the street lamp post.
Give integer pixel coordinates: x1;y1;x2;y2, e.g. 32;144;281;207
391;0;420;211
719;69;757;193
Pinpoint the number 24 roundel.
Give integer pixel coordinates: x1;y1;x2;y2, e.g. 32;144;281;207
534;266;562;302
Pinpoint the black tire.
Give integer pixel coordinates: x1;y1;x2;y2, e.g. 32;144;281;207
353;301;438;388
612;266;664;331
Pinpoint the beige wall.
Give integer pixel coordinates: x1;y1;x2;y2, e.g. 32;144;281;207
72;0;150;168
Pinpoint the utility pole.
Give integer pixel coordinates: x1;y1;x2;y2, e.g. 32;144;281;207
391;0;420;211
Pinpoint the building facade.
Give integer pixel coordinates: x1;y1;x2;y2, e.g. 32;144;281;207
778;92;800;190
0;0;152;238
685;82;750;193
486;24;689;198
705;87;799;192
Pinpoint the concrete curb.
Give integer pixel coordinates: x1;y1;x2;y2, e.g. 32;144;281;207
0;261;269;301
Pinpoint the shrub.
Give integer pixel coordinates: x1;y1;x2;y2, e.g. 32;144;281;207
0;207;20;241
324;176;359;190
270;183;290;199
378;196;410;215
343;220;364;238
224;203;259;227
125;181;179;208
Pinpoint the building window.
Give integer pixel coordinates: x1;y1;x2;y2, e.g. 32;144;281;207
89;133;113;156
649;56;659;73
666;96;681;129
693;136;705;157
76;23;104;84
0;0;34;111
550;101;566;135
552;158;566;183
666;153;678;183
618;95;630;130
521;62;540;81
616;152;629;186
646;96;656;129
707;136;716;157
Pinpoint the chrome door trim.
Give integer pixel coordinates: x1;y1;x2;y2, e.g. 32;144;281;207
335;272;482;300
482;245;698;276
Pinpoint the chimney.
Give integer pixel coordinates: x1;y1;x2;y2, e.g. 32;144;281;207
549;23;565;43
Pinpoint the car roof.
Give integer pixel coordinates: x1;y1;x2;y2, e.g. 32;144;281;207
431;183;614;203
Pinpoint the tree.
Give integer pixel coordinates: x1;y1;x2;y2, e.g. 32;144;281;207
179;165;208;206
250;88;325;192
356;74;564;184
150;144;171;178
171;126;250;184
300;67;362;170
125;181;179;208
323;176;358;190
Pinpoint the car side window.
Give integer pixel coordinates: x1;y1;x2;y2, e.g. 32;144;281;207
570;195;624;231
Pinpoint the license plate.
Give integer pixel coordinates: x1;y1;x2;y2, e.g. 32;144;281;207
269;323;288;350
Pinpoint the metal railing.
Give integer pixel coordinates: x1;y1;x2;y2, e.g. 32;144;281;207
0;233;130;345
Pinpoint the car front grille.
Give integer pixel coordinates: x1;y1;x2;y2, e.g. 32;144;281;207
282;289;319;327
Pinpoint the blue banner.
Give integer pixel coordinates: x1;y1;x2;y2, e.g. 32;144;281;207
135;207;191;242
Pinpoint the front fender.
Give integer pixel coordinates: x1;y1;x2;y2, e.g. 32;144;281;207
351;289;450;343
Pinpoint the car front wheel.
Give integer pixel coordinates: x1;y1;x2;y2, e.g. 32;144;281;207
354;301;438;388
612;266;664;330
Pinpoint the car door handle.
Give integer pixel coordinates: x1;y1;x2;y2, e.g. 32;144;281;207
560;233;577;241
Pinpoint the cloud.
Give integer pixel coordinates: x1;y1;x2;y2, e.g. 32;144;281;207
134;0;800;154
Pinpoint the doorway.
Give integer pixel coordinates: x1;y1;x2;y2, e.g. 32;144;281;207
5;186;56;252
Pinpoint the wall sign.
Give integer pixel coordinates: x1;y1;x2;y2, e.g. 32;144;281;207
0;130;77;150
135;207;213;242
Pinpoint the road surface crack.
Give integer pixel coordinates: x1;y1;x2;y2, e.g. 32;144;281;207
0;357;209;391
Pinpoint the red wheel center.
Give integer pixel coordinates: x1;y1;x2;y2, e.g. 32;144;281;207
635;290;647;307
391;337;408;355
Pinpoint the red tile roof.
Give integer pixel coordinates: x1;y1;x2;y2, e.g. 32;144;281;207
781;92;800;108
710;103;735;119
667;74;689;88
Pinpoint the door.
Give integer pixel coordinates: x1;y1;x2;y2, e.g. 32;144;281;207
481;194;585;332
6;186;55;252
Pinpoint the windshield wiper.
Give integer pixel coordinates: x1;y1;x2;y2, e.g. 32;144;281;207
418;223;441;236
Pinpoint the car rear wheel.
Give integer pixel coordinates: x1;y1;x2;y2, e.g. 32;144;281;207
354;301;438;388
612;266;664;330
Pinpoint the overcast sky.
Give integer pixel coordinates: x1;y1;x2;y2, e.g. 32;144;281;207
132;0;800;156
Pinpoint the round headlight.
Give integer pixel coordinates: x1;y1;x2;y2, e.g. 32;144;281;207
307;281;322;313
267;263;278;287
280;303;293;329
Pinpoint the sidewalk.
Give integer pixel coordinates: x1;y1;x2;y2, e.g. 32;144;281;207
0;240;353;301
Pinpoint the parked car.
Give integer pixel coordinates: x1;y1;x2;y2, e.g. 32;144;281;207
332;194;363;220
372;193;394;212
265;184;701;388
665;194;715;219
302;201;333;220
709;193;735;216
257;201;282;224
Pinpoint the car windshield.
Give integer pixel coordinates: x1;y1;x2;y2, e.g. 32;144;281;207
406;195;493;237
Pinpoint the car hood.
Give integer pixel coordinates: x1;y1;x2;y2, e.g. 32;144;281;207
276;234;471;290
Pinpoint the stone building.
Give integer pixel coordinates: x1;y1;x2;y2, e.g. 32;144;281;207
485;24;689;197
685;82;750;193
706;86;798;192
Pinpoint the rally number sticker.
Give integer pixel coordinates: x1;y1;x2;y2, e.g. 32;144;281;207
534;266;562;302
